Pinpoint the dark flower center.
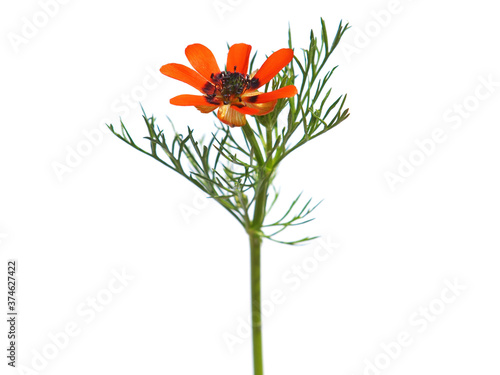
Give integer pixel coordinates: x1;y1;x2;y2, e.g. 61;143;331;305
208;68;259;104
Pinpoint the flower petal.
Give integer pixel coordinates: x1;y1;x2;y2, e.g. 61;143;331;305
160;63;212;93
251;49;294;88
185;44;221;83
244;100;277;116
195;104;219;113
232;105;260;115
217;104;247;127
170;94;220;106
226;43;252;74
244;85;297;104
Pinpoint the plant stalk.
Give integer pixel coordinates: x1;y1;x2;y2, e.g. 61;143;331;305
242;123;273;375
249;231;263;375
248;176;271;375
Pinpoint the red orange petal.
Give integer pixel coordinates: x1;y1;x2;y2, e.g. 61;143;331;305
160;63;211;93
217;104;247;127
252;49;294;88
226;43;252;74
185;44;221;82
244;100;277;116
244;85;297;104
232;105;260;115
170;94;220;106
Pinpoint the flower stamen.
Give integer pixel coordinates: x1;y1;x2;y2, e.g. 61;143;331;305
211;71;253;104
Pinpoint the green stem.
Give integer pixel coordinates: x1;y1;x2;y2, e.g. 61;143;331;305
248;174;271;375
241;123;265;166
242;122;274;375
249;231;263;375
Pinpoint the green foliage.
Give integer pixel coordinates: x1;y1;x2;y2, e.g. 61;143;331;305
108;19;350;245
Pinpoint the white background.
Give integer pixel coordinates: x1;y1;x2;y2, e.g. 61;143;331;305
1;0;500;374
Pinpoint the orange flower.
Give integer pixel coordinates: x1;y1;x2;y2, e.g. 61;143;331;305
160;43;297;127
